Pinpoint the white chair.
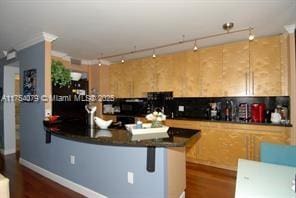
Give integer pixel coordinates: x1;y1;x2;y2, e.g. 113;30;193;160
0;173;9;198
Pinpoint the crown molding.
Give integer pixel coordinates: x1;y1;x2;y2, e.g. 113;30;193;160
100;59;111;66
15;32;58;51
81;59;98;65
51;50;67;58
284;24;295;34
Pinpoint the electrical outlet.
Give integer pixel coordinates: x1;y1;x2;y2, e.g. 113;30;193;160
45;109;51;117
70;155;75;165
178;106;185;112
127;171;134;184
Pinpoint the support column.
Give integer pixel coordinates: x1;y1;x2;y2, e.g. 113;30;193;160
285;25;296;144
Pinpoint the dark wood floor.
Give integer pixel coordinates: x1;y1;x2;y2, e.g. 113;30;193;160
0;153;84;198
186;162;236;198
0;153;236;198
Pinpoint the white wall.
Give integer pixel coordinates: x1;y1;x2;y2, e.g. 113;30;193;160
2;65;19;155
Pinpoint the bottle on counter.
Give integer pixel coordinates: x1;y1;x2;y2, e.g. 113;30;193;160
225;100;233;121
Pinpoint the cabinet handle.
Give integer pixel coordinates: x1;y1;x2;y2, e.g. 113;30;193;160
132;81;134;97
245;72;248;95
252;72;255;95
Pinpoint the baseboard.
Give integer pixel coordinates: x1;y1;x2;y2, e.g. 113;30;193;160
19;158;107;198
0;148;16;155
179;191;185;198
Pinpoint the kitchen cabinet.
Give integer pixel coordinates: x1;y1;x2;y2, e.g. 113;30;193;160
199;46;223;96
250;36;282;96
183;51;201;97
132;58;155;97
154;53;184;96
222;41;250;96
109;64;120;96
107;35;288;98
196;127;249;168
164;119;291;170
251;131;288;161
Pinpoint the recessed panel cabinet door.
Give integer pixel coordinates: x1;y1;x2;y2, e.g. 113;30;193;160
250;36;281;96
222;41;250;96
154;53;184;96
183;51;201;97
109;64;120;96
199;46;223;97
132;58;156;97
118;63;133;98
197;127;249;168
251;132;288;161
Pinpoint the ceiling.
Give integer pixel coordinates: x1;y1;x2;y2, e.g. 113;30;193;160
0;0;295;63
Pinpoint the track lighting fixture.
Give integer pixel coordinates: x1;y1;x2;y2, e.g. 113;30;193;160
97;24;254;63
152;49;156;58
98;53;103;66
193;40;198;52
248;28;255;41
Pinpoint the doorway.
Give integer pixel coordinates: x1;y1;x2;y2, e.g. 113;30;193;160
2;64;20;155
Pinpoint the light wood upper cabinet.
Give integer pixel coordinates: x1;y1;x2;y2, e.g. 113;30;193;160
199;46;223;96
109;64;120;96
132;58;156;97
107;35;288;98
222;41;250;96
250;36;282;96
183;51;201;97
154;53;184;96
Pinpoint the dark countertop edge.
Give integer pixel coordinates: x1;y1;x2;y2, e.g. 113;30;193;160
47;129;200;148
102;113;292;127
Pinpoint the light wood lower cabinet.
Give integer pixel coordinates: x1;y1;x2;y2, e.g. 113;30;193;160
196;127;249;168
251;131;288;161
165;119;291;170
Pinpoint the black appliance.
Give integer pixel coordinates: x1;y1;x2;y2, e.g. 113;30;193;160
52;80;89;124
116;99;146;116
147;92;173;117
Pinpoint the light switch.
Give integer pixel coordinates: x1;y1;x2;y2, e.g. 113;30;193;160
45;109;51;117
178;106;185;112
70;155;75;165
127;171;134;184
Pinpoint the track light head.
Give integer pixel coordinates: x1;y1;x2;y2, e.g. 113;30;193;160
193;40;198;52
248;28;255;41
222;22;234;32
152;49;156;58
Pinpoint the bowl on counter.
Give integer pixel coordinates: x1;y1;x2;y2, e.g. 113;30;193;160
94;117;112;129
70;72;82;81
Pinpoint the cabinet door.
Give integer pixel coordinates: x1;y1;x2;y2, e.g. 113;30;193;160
197;127;249;168
109;64;119;96
222;41;250;96
250;36;281;96
155;53;183;96
132;58;156;97
183;51;201;97
199;46;223;96
186;142;198;161
117;64;133;98
252;132;288;161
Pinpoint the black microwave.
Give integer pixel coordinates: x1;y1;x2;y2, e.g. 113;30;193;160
117;99;147;116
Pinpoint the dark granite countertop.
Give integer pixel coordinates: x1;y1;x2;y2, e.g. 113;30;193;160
43;121;200;147
103;113;292;127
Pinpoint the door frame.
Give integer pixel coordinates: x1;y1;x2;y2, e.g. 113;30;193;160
1;64;20;155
